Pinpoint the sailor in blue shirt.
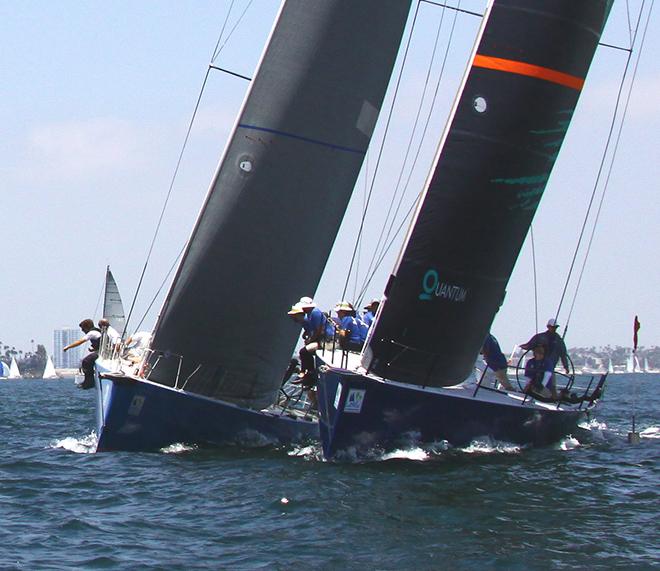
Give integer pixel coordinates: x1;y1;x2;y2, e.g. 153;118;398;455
523;345;555;398
334;301;364;352
521;318;569;399
481;333;514;391
362;298;380;328
521;318;570;373
299;296;325;345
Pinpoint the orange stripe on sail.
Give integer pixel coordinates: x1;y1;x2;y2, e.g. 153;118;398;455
473;54;584;91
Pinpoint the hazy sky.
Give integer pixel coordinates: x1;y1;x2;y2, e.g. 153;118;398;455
1;0;658;357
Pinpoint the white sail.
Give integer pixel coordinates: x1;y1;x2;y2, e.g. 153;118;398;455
607;359;614;374
8;357;21;379
43;356;58;379
103;266;126;335
0;361;9;377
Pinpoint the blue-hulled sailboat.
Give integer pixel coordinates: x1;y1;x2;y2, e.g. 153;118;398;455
316;0;612;460
93;0;412;451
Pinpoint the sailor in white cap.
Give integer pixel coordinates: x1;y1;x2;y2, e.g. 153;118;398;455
334;301;364;352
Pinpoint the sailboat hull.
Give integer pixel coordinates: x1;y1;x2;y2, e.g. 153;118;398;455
317;366;588;460
95;373;318;452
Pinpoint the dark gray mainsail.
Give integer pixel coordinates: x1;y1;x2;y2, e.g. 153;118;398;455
362;0;612;387
148;1;412;408
103;266;125;335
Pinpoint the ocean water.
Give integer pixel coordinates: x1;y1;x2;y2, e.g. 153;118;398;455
0;374;657;570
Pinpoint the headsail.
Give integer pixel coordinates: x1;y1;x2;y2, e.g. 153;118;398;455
149;0;412;408
8;357;21;379
43;356;58;379
363;0;612;387
103;266;125;335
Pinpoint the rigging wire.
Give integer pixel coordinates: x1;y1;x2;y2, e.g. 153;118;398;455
211;0;253;63
355;0;466;307
564;0;654;327
356;1;451;304
554;0;647;330
92;271;106;321
351;151;370;302
366;1;463;300
339;1;423;302
134;245;186;332
356;190;424;303
121;1;249;338
530;227;539;334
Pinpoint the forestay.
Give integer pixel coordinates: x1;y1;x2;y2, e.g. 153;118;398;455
363;0;613;387
149;0;412;408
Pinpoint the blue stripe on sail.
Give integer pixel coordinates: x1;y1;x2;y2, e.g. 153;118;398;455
238;124;366;155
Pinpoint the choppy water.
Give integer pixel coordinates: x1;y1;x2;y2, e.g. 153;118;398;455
0;374;657;569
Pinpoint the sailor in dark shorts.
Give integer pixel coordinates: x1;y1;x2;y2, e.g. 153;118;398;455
63;318;102;389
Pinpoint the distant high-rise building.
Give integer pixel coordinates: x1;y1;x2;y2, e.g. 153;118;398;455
53;328;86;369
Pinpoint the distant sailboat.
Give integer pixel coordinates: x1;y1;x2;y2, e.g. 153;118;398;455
103;266;125;335
0;361;9;378
626;352;641;374
8;357;21;379
608;359;614;374
43;356;58;379
93;1;413;452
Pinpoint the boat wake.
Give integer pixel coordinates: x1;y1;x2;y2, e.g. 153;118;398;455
289;437;525;463
578;418;609;440
640;426;660;439
51;431;98;454
556;436;581;451
160;443;198;454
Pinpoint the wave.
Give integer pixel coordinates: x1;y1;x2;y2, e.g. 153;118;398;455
51;431;97;454
291;436;526;463
160;443;198;454
556;436;581;450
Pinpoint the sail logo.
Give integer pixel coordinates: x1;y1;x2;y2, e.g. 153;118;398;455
419;269;468;302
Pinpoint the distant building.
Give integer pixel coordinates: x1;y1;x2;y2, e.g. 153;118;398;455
53;328;86;369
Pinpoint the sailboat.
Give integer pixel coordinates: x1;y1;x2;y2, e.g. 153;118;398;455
626;352;641;374
8;356;21;379
0;361;9;378
93;1;413;451
43;356;58;379
316;1;611;460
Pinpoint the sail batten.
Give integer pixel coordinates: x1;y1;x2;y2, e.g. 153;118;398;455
148;1;412;408
363;0;612;388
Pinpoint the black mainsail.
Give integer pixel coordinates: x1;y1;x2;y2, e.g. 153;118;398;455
148;1;412;408
363;0;612;387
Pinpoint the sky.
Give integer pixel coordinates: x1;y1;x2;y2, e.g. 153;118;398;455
0;0;658;357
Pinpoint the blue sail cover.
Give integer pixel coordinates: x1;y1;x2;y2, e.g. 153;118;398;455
148;1;412;408
363;0;612;387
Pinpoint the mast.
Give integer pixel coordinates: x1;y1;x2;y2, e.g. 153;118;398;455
148;0;412;408
363;0;613;387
